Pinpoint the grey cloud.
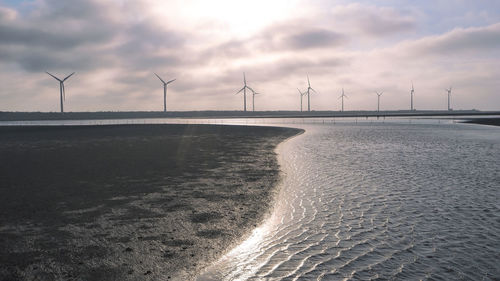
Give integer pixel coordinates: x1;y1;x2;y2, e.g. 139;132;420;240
283;29;346;50
410;23;500;55
257;57;349;83
118;22;186;53
0;0;190;74
0;45;113;72
114;49;185;71
36;0;112;23
357;15;415;36
114;72;152;86
0;23;111;49
200;40;250;61
4;0;120;49
197;25;347;64
0;0;118;72
257;21;347;51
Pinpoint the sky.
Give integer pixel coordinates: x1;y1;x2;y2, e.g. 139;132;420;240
0;0;499;112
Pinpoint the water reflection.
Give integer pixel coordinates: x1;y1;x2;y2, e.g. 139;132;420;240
198;122;500;280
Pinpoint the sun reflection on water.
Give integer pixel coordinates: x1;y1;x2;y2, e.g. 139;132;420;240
197;206;284;281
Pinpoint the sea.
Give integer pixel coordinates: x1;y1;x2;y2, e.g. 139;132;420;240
197;119;500;280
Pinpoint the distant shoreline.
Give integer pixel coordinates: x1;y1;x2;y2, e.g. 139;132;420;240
1;110;499;122
0;124;303;281
462;117;500;127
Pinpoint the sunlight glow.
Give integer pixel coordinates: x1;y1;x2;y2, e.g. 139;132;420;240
158;0;300;36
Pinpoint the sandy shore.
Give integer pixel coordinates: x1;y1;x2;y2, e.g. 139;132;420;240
0;124;303;281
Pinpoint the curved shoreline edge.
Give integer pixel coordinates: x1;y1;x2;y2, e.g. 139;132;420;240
193;127;305;280
0;124;304;281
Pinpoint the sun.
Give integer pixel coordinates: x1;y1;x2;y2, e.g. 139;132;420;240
156;0;301;36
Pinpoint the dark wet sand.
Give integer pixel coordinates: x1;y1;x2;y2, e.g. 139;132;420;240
0;124;303;281
463;117;500;126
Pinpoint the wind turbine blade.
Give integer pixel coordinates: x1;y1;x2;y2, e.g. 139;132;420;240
310;87;317;93
46;71;62;82
247;86;255;93
166;78;176;85
307;75;311;87
235;87;245;95
63;72;75;82
243;72;246;85
154;73;166;84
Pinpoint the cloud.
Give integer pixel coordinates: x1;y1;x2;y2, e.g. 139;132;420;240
0;0;118;49
408;23;500;55
0;0;188;72
282;29;346;50
0;6;16;21
0;1;499;112
330;3;416;36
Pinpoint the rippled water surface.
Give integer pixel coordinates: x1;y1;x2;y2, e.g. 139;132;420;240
198;122;500;280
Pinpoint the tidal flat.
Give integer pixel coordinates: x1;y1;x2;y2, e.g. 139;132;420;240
0;124;302;281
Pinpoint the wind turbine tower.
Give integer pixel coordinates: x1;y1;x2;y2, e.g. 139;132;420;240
339;88;348;112
410;82;415;111
154;73;176;112
305;75;316;112
235;73;255;112
250;88;261;112
375;91;383;112
46;72;75;113
445;86;452;111
297;88;306;112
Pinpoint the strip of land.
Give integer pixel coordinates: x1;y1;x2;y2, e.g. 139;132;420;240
0;124;303;281
1;109;499;121
462;117;500;126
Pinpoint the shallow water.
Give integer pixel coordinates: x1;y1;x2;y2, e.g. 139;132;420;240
198;122;500;280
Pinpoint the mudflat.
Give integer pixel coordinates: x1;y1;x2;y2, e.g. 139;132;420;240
0;124;302;281
463;117;500;126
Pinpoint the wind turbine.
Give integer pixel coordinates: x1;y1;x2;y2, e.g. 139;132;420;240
339;88;348;112
154;73;176;112
297;88;307;112
235;73;255;112
46;72;75;113
375;91;383;112
410;82;415;111
250;88;261;112
445;86;452;111
305;75;316;112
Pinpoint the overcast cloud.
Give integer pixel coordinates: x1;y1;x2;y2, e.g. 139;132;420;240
0;0;499;111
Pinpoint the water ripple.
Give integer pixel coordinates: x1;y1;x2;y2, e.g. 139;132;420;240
197;123;500;281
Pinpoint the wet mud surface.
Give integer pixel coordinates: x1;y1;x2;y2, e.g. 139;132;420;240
0;124;302;281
